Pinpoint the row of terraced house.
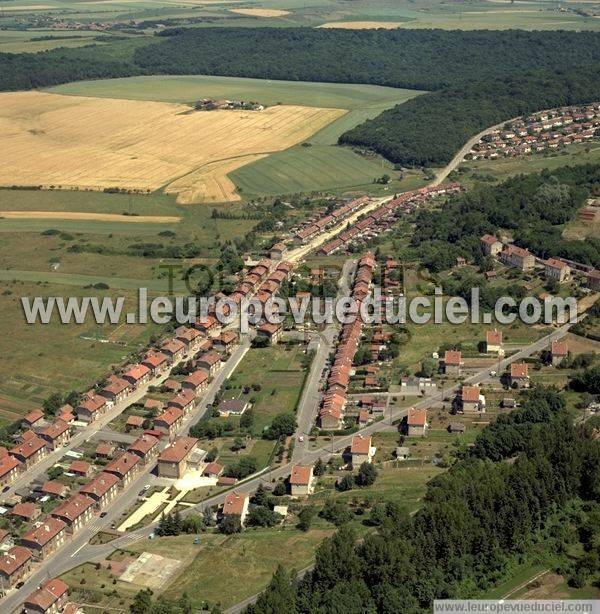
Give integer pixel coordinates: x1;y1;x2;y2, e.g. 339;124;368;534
318;253;375;431
468;103;600;160
318;183;463;256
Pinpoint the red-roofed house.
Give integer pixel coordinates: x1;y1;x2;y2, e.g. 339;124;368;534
588;269;600;292
95;441;115;459
76;395;108;423
350;434;375;465
69;460;92;477
203;462;223;478
22;409;44;430
485;329;503;354
195;351;222;376
122;363;151;389
0;455;21;487
0;546;32;586
10;435;48;469
141;351;170;376
161;338;186;363
24;577;69;614
80;472;119;509
510;363;530;388
214;330;238;353
11;502;40;522
51;494;95;534
128;434;159;465
125;415;145;432
158;437;198;479
99;376;131;405
176;326;204;355
168;389;196;415
551;340;569;366
407;407;428;437
104;452;140;488
290;465;314;496
222;491;249;525
21;517;67;558
460;385;484;414
256;322;282;345
41;481;68;499
480;234;503;257
154;407;184;437
545;258;570;283
182;369;209;395
500;245;535;271
443;350;463;375
39;420;70;450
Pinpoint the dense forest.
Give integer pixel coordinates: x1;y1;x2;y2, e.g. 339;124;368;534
411;163;600;272
248;386;600;613
1;28;600;166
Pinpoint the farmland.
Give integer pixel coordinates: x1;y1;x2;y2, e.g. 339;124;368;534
49;75;425;199
0;91;343;203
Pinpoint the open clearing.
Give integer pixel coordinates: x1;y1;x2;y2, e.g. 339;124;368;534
230;7;289;17
0;91;344;204
318;20;404;29
0;210;180;223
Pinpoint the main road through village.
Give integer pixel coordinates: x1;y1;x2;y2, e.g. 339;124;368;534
0;124;587;612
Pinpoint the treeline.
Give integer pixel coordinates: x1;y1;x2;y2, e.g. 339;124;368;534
134;28;600;92
249;386;600;612
411;163;600;272
341;66;600;166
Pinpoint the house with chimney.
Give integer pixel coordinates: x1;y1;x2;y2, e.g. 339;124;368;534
222;491;250;525
161;339;186;364
104;452;140;488
80;472;120;510
157;436;198;479
480;234;503;257
39;420;70;450
22;409;44;430
176;326;204;355
0;453;21;487
167;389;196;415
51;494;95;534
290;465;315;497
128;434;160;465
195;351;222;376
499;245;535;271
485;329;503;354
0;546;33;587
407;407;428;437
21;517;67;558
182;370;209;395
99;376;131;405
154;407;184;437
141;351;170;377
510;363;530;388
76;395;108;423
443;350;463;375
122;363;151;389
23;578;69;614
10;435;48;469
350;434;375;466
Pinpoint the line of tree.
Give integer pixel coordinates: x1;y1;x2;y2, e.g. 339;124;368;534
248;385;600;612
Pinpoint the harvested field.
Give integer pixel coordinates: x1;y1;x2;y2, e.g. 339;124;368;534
230;7;289;17
0;210;180;223
165;154;267;203
0;91;344;204
318;21;404;29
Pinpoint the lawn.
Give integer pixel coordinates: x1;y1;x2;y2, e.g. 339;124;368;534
158;528;334;610
0;281;162;423
222;344;309;435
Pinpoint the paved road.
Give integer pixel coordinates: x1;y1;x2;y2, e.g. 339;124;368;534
0;338;252;613
292;259;356;461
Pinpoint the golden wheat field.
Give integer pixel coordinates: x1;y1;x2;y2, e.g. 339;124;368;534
230;7;290;17
0;91;344;203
